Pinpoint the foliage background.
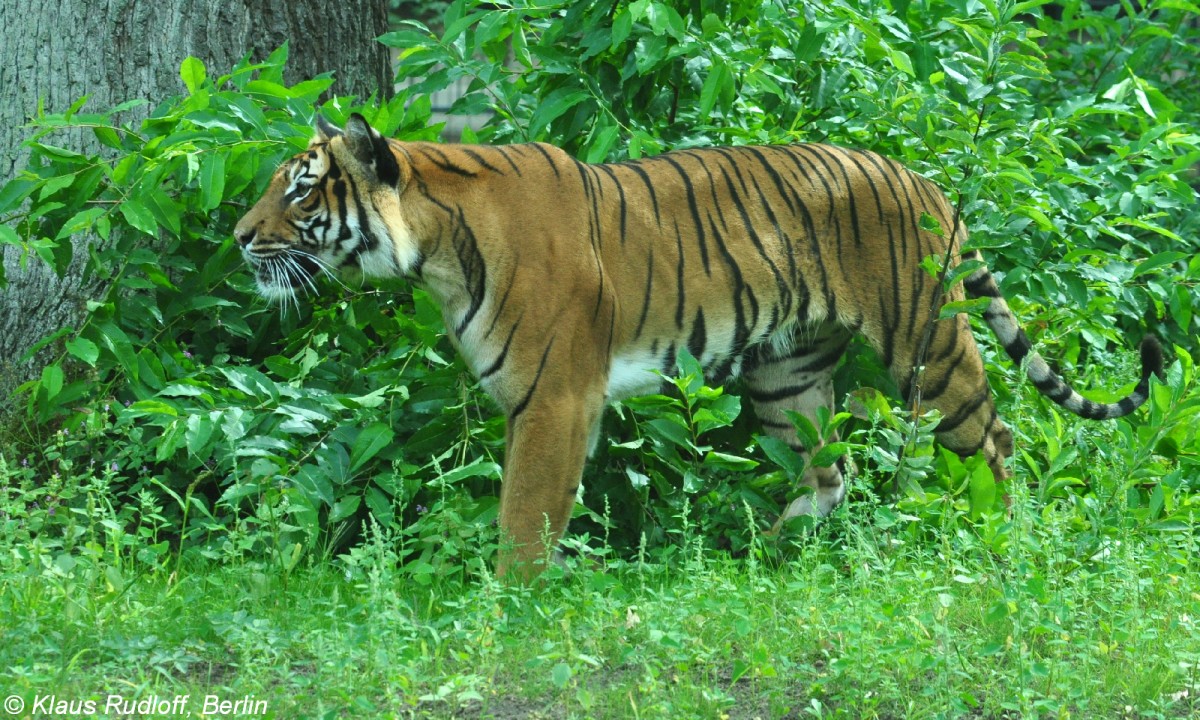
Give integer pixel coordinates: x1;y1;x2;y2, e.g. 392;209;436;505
1;0;1198;579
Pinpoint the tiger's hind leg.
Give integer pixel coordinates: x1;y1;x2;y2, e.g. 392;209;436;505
896;314;1015;483
745;324;852;525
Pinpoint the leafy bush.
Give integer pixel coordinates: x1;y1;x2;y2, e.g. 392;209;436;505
2;1;1198;573
1;47;501;574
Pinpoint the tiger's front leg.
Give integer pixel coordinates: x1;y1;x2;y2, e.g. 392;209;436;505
494;384;606;580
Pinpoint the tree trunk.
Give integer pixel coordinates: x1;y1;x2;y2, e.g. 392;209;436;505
0;0;391;416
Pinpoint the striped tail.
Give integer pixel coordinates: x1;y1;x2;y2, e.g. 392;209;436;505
961;250;1164;419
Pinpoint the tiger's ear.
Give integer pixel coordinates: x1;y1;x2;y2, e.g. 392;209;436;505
344;113;401;187
314;114;343;142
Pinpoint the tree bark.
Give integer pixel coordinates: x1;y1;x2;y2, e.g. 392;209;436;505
0;0;391;416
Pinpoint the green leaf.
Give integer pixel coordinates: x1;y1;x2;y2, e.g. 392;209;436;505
181;56;207;94
756;435;806;478
186;413;217;459
730;659;752;684
244;79;296;100
127;400;179;417
1169;283;1192;332
28;143;88;164
810;442;852;469
550;662;572;689
38;173;76;201
888;47;915;77
144;188;182;237
945;259;987;289
65;337;99;366
219;366;278;401
93;125;123;149
699;61;731;119
118;198;158;236
198;152;227;212
0;225;21;248
364;486;394;527
294;467;335;507
528;88;590;140
781;410;820;449
702;451;758;471
585;124;620;164
437;458;501;484
161;383;206;397
647;417;692;449
349;423;395;474
939;297;993;320
40;364;64;402
968;460;997;520
55;207;106;240
19;326;71;362
96;321;139;380
329;495;361;523
1131;251;1187;279
0;177;38;213
611;8;633;48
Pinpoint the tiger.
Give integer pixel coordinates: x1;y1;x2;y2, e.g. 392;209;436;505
233;113;1163;579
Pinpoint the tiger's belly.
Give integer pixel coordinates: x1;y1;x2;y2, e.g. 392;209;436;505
606;348;663;401
605;314;804;402
604;343;754;401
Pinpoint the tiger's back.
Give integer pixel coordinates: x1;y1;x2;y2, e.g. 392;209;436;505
235;115;1162;578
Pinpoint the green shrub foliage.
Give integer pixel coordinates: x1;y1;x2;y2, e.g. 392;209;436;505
2;3;1198;570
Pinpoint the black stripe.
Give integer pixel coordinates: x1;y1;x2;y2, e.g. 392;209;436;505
494;147;523;175
594;164;629;244
482;264;519;341
572;161;607;320
933;386;990;435
460;147;505;174
479;321;520;380
792;341;847;374
782;147;837;315
510;339;555;421
420;146;476;177
634;247;654;340
1000;330;1033;364
687;307;707;360
742;146;797;216
715;154;792;321
624;162;661;226
861;151;926;344
841;150;887;226
878;293;895;370
1032;371;1071;401
746;379;819;404
673;220;686;329
918;343;968;401
812;146;864;249
661;155;711;275
964;272;999;297
527;143;561;178
451;208;487;335
347;175;384;254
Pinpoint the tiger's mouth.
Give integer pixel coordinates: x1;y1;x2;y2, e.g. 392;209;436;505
245;248;324;306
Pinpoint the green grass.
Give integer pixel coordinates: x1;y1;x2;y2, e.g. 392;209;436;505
3;487;1199;720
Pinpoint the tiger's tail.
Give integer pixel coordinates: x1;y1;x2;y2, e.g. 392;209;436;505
959;250;1164;419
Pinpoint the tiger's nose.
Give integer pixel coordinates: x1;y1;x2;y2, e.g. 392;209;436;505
235;226;256;247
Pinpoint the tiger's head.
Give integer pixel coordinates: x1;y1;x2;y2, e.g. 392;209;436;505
233;113;419;306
